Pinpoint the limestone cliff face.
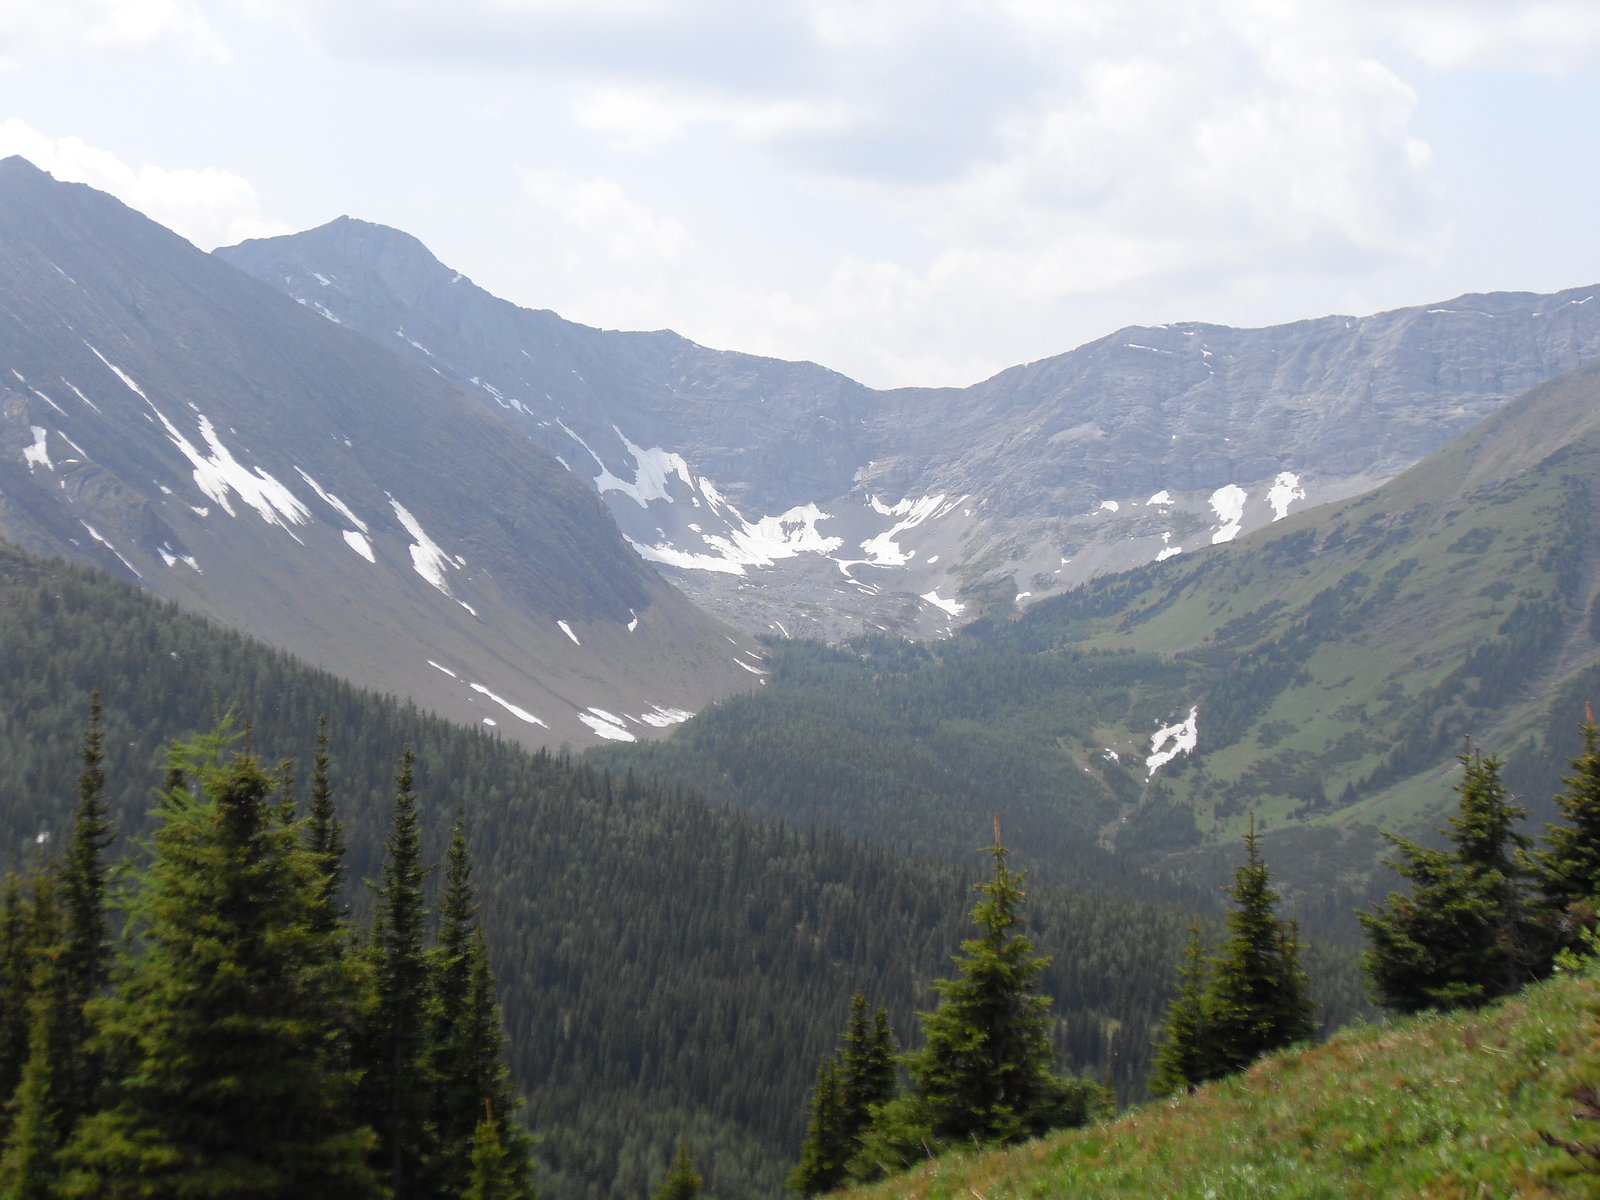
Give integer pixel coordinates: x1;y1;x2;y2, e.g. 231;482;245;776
220;212;1600;641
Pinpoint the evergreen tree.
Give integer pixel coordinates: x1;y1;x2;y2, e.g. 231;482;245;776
789;1058;847;1195
464;1109;522;1200
896;833;1108;1153
1203;820;1315;1076
304;715;348;937
1537;713;1600;950
840;995;896;1128
429;809;533;1200
0;876;33;1111
0;989;61;1200
1360;744;1535;1012
650;1142;702;1200
54;694;115;1133
361;747;439;1199
1149;923;1210;1098
59;729;380;1199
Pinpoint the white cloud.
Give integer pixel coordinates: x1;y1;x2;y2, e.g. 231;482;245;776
0;0;228;61
0;120;288;248
519;168;689;264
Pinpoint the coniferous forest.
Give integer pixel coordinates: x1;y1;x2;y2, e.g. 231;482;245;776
0;543;1378;1195
13;528;1600;1194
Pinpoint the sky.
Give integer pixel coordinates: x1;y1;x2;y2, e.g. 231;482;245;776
2;1;1598;390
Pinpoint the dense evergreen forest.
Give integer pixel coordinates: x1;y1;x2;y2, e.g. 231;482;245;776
0;543;1375;1196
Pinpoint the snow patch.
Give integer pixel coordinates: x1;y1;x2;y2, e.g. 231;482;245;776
1266;472;1305;521
1209;485;1247;544
388;496;467;606
343;530;376;562
1146;707;1199;776
295;468;369;532
427;660;459;678
638;705;694;728
22;426;50;471
468;683;547;727
1147;490;1173;506
579;709;635;742
921;590;964;616
734;658;769;676
558;620;581;645
1096;499;1120;514
627;609;639;632
78;521;140;577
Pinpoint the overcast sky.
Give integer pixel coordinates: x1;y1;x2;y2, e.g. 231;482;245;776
2;1;1598;389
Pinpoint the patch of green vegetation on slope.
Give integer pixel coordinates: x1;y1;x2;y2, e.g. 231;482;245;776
849;955;1600;1199
603;360;1600;916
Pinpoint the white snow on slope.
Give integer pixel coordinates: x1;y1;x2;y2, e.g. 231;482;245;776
1097;499;1120;513
427;660;458;678
1266;472;1305;521
638;705;694;728
60;380;99;414
23;426;50;471
468;683;546;726
388;496;469;609
79;521;140;577
1147;490;1173;506
850;494;964;569
295;467;369;532
921;590;964;616
1146;706;1199;776
1209;485;1247;544
562;422;696;507
558;620;581;645
633;501;844;576
136;391;311;537
580;708;634;742
343;531;376;562
84;343;149;400
1156;531;1182;562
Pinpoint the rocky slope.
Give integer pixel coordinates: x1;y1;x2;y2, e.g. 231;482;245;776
0;157;759;748
221;220;1600;640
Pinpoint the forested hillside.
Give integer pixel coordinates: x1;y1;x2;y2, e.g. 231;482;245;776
0;539;1375;1197
598;358;1600;929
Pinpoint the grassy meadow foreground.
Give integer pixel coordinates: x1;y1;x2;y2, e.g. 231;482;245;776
847;954;1600;1199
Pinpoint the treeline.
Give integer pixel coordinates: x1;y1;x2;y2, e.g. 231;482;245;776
0;543;1277;1197
0;709;531;1197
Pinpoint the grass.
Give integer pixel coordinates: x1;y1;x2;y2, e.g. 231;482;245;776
845;956;1600;1199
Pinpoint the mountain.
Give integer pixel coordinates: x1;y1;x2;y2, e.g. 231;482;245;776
593;354;1600;919
0;157;759;747
219;219;1600;640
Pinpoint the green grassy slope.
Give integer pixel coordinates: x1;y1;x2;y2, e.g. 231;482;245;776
850;956;1600;1199
601;359;1600;916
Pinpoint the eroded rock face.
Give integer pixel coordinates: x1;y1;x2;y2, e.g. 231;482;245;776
220;214;1600;641
0;156;760;749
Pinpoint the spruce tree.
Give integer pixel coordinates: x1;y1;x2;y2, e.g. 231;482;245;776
650;1141;702;1200
0;876;33;1110
1537;713;1600;950
0;989;61;1200
1149;923;1211;1097
59;729;380;1198
428;810;532;1200
1203;820;1315;1075
304;716;348;937
789;1058;847;1195
1360;744;1535;1012
54;694;114;1133
900;833;1107;1147
792;994;897;1194
361;747;439;1199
